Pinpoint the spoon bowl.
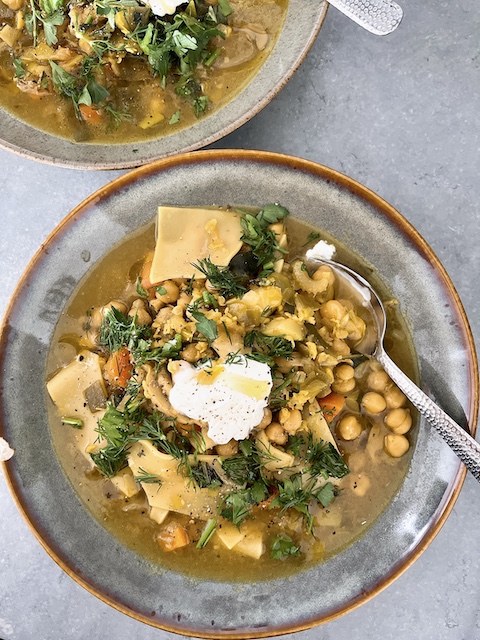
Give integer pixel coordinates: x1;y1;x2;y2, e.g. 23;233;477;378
304;255;480;482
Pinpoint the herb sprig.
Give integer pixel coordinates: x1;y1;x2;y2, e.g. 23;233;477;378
238;204;289;277
192;257;248;300
244;330;293;368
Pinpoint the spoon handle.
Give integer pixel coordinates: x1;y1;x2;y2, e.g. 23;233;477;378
327;0;403;36
377;351;480;482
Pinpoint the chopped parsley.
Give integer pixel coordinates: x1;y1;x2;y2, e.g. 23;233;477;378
189;309;218;342
237;204;289;277
271;535;301;560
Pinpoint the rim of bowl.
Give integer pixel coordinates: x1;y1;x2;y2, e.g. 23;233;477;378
1;149;478;637
0;4;328;170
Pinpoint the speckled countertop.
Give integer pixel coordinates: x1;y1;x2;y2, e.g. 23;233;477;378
1;0;480;638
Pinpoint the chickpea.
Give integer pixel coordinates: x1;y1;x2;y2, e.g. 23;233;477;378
384;386;407;409
312;265;335;284
337;414;362;441
332;378;356;394
321;299;346;322
367;369;390;392
384;408;412;435
256;408;272;430
361;391;387;415
384;434;410;458
334;364;355;381
205;280;217;293
278;408;302;434
149;298;165;313
181;343;200;363
332;338;351;356
155;307;173;325
215;439;239;456
89;299;128;331
265;422;288;445
128;299;152;326
103;299;128;315
156;280;180;304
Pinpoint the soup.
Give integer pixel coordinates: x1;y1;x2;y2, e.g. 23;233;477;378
46;204;417;582
0;0;286;142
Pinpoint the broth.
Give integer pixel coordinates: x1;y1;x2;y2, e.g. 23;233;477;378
47;210;417;582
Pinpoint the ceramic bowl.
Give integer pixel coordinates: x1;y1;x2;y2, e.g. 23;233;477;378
0;1;326;170
1;150;478;638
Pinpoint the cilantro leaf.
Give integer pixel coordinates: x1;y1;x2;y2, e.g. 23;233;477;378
13;59;25;79
315;482;335;508
271;535;301;560
190;309;218;341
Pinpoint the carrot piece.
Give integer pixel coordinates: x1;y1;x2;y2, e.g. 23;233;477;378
79;104;103;125
157;521;190;552
318;392;346;424
140;259;153;289
139;259;158;299
104;346;132;389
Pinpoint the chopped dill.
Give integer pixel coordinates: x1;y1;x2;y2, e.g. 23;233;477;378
192;257;248;299
244;331;293;367
99;307;152;353
134;468;162;484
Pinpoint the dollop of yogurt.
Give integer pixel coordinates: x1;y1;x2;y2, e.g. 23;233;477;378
168;355;273;445
141;0;186;17
305;239;336;261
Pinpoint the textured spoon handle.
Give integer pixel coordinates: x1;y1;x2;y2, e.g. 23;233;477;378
328;0;403;35
377;351;480;481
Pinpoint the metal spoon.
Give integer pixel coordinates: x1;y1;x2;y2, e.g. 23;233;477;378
328;0;404;36
305;256;480;481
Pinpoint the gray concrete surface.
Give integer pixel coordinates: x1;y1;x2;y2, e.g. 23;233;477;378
1;0;480;638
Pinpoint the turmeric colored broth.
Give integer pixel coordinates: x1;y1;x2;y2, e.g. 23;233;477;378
47;214;417;582
0;0;286;143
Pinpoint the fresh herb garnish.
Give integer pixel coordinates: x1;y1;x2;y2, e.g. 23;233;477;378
196;518;217;548
269;475;316;532
187;461;223;489
189;309;218;342
61;416;83;429
238;204;289;277
192;257;248;300
13;59;26;79
303;433;350;479
99;307;152;352
134;468;162;484
169;110;182;125
271;535;301;560
99;307;182;367
136;276;149;298
270;474;339;532
244;331;293;367
302;232;321;247
220;481;268;526
90;441;131;478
